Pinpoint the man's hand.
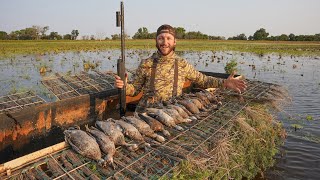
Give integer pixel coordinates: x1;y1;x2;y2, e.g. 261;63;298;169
223;71;247;93
114;73;127;89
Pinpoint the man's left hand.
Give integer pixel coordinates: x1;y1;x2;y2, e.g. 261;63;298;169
223;71;247;94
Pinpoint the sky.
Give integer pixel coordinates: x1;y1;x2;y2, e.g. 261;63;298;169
0;0;319;38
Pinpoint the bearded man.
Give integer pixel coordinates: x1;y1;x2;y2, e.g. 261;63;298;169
115;24;246;112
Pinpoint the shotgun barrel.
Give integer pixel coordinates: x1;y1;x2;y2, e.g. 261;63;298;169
116;1;126;117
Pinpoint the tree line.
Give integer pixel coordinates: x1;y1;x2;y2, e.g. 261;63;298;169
131;27;320;41
1;26;319;41
228;28;320;41
131;27;225;40
0;26;79;40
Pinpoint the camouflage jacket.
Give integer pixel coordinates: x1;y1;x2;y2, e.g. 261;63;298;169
126;52;225;111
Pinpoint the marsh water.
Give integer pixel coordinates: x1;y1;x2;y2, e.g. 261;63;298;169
0;50;319;179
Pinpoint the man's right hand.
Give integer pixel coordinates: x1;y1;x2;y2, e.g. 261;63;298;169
114;74;127;89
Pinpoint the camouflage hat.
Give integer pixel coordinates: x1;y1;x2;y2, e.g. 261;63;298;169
156;24;176;38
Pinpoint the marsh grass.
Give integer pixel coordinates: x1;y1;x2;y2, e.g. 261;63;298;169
1;40;320;58
172;103;285;180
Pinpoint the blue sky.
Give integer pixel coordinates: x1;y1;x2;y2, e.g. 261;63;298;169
0;0;319;38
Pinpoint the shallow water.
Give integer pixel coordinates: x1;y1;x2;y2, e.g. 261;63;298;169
0;50;319;179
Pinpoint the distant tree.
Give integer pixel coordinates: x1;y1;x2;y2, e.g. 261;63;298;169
148;32;156;39
105;36;110;40
111;34;120;40
248;35;254;40
237;33;247;40
8;31;21;40
132;27;150;39
208;35;225;40
7;27;38;40
253;28;269;40
63;34;72;40
40;26;49;37
32;25;49;40
111;33;130;40
20;27;37;40
174;27;186;39
90;35;95;40
267;36;277;41
315;34;320;41
185;31;208;39
32;25;41;40
278;34;289;41
71;30;79;40
304;35;316;41
228;33;247;40
295;35;304;41
48;32;62;40
0;31;8;40
289;33;296;41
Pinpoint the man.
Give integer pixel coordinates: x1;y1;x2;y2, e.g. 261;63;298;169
115;24;246;112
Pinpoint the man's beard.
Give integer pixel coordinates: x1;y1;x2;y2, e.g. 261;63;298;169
156;43;175;56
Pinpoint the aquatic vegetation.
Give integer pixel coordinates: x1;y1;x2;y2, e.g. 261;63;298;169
224;59;238;74
291;124;303;130
172;103;285;179
1;40;320;59
83;62;97;70
306;115;313;121
39;66;47;74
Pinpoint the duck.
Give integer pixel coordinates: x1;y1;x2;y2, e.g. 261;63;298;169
85;125;116;168
64;126;105;167
95;119;138;151
123;115;166;142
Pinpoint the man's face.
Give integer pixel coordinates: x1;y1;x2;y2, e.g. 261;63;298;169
156;33;176;56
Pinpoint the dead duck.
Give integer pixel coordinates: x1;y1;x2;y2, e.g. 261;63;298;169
85;125;116;168
113;119;150;148
201;90;223;104
167;104;198;121
195;91;220;109
164;108;192;124
175;103;194;116
189;98;209;111
178;99;200;114
124;115;166;142
64;126;105;167
183;93;210;109
146;108;184;131
167;104;189;119
138;113;171;137
195;91;211;105
95;119;138;151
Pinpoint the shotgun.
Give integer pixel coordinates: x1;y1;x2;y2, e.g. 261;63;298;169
116;1;126;117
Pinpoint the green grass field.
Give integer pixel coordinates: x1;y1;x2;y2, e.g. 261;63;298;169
0;40;320;58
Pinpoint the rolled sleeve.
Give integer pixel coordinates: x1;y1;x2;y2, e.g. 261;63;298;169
185;62;224;88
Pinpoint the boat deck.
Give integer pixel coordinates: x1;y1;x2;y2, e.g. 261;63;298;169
0;80;284;179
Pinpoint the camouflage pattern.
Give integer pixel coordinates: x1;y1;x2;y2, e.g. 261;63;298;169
126;52;225;111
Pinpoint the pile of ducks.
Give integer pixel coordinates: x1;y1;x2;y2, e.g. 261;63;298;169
64;89;222;168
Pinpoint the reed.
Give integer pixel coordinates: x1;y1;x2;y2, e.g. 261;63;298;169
172;103;285;180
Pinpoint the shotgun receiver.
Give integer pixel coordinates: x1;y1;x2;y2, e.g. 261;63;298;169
116;1;126;117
